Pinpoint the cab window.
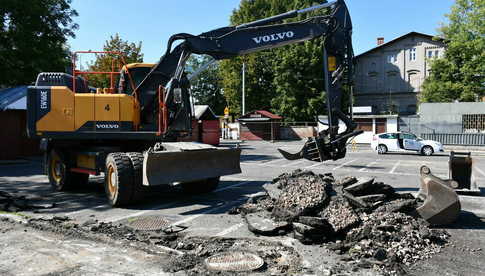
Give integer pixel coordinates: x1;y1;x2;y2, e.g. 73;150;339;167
119;67;152;95
379;134;389;139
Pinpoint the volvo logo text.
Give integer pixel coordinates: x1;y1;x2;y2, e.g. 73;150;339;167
40;90;48;109
96;124;119;129
252;31;295;44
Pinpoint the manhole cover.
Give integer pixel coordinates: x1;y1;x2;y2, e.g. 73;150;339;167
125;215;171;231
204;251;264;272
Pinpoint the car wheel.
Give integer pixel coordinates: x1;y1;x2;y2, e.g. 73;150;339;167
377;144;388;154
421;146;434;156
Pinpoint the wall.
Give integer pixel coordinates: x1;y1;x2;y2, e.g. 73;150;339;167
280;126;317;140
418;102;485;134
398;103;485;136
0;110;40;160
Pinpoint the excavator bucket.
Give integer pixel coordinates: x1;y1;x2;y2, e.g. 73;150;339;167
142;142;241;186
449;151;480;193
416;166;461;226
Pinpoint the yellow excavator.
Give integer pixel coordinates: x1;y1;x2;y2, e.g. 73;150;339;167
26;0;362;206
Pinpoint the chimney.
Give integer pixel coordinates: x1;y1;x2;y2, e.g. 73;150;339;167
377;37;385;46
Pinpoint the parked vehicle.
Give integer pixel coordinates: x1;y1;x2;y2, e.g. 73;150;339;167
371;132;444;156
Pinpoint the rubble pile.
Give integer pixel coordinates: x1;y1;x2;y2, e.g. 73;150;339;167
233;169;450;273
0;191;54;212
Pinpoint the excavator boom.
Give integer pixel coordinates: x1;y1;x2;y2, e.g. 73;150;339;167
136;0;361;162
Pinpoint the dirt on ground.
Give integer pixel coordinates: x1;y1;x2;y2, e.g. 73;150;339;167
230;169;451;275
0;215;304;275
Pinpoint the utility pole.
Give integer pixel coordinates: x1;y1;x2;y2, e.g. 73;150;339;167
242;62;246;115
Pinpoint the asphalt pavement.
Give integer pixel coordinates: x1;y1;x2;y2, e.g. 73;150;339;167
0;140;484;275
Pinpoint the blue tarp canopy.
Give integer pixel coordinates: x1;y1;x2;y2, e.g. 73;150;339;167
0;86;28;110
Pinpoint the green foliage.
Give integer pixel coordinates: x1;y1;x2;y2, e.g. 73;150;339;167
0;0;78;86
87;34;143;88
186;55;226;115
421;0;485;102
220;0;331;121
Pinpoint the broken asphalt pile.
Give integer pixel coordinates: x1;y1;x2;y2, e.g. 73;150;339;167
231;169;450;274
0;190;55;212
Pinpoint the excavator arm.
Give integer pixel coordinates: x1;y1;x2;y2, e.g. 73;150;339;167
135;0;362;162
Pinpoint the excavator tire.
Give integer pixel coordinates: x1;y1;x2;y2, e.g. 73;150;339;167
126;152;145;202
181;177;220;194
47;149;89;191
105;153;134;207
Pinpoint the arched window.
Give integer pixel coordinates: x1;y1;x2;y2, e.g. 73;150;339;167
407;70;421;92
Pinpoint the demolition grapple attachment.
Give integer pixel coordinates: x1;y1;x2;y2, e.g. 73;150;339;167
278;109;363;162
416;166;461;226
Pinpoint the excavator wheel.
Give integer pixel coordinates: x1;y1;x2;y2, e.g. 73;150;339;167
181;177;220;194
105;152;135;207
47;149;88;191
126;152;145;202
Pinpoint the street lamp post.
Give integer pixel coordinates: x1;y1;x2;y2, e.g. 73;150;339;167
242;62;246;115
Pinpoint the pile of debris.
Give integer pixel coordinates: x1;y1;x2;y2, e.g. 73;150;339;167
0;191;54;212
232;170;450;273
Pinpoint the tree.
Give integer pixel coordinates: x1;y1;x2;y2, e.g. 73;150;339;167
421;0;485;102
0;0;78;86
219;0;332;121
87;34;143;88
186;55;226;114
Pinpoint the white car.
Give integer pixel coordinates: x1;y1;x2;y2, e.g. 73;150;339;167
371;132;444;156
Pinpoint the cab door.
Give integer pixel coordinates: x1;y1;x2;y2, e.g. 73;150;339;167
402;133;419;151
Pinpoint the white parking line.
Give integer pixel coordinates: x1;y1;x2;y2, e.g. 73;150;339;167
359;161;377;172
172;191;262;227
474;166;485;177
389;161;401;174
264;159;285;165
215;223;244;237
333;159;358;171
306;162;324;169
282;160;305;167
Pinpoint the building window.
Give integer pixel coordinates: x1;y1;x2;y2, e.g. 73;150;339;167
387;54;397;63
408;71;421;92
409;48;417;61
427;50;440;59
463;114;485;133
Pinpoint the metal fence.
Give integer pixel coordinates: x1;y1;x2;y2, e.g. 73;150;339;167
421;133;485;146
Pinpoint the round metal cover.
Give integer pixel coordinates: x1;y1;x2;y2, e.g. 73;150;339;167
204;251;264;272
125;215;171;231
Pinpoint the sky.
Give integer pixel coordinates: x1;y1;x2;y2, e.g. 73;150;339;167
68;0;455;63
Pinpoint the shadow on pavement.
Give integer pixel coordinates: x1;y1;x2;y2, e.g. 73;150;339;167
439;211;485;230
34;180;266;216
240;154;278;162
394;187;419;193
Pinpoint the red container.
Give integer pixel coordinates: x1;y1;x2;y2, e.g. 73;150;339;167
202;120;220;146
